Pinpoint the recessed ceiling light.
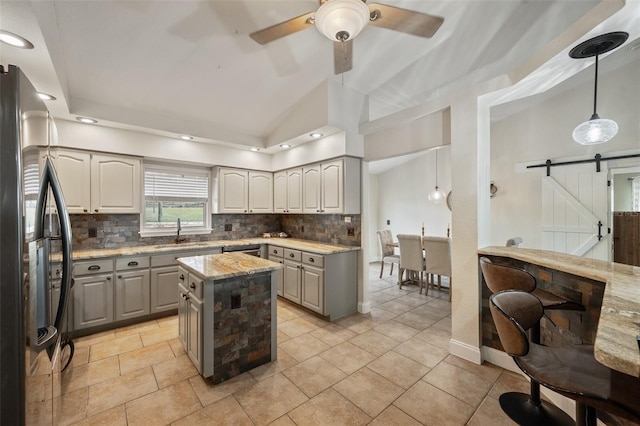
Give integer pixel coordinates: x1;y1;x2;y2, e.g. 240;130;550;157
37;92;56;101
180;135;193;141
250;147;260;152
310;132;323;138
76;117;97;124
0;30;34;49
280;144;291;149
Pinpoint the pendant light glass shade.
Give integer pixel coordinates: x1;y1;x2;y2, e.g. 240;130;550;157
569;32;629;146
572;114;618;145
315;0;370;42
428;150;445;204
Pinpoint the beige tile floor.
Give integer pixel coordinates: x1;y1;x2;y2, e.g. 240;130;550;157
56;263;530;425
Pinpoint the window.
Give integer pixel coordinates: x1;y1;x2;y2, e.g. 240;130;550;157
142;163;210;235
23;155;40;236
633;176;640;211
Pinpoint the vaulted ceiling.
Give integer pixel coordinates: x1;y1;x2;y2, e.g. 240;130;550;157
1;1;637;152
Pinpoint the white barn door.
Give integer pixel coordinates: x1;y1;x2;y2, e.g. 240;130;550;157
541;163;609;260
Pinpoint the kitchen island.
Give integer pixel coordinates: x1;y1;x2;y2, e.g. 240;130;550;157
176;252;282;384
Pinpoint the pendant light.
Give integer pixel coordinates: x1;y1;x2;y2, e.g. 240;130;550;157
428;150;445;204
569;32;628;145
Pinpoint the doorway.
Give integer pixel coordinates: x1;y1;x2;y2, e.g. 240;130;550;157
610;166;640;266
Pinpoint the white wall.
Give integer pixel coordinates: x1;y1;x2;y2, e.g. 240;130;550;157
613;172;638;211
368;172;379;260
490;57;640;248
373;147;452;261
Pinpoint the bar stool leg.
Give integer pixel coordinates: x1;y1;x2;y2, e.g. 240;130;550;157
497;323;574;426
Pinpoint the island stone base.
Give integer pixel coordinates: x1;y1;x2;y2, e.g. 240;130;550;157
212;272;272;384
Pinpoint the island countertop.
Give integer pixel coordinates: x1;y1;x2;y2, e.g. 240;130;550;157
177;252;283;281
478;246;640;377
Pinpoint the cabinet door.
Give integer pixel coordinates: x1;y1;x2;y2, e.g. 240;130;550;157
73;273;114;330
90;154;141;214
178;282;188;349
115;269;150;321
321;160;343;213
54;150;91;214
248;171;273;213
268;255;284;296
302;165;321;213
150;266;179;313
283;260;302;304
219;168;249;213
286;168;303;213
301;265;324;314
187;294;203;373
273;171;287;213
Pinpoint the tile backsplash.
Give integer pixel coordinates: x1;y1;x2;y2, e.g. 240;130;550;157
70;213;361;250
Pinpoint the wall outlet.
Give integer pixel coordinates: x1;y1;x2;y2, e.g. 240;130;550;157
301;225;304;232
224;223;232;231
344;216;351;223
386;219;390;225
88;227;97;238
347;227;354;236
231;294;241;309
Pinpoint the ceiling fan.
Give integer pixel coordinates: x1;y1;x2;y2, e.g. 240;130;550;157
249;0;444;74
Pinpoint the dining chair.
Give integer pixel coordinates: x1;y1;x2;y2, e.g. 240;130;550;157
505;237;523;247
396;234;426;290
422;236;451;300
376;230;400;278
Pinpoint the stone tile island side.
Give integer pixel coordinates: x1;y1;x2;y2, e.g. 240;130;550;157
176;252;282;384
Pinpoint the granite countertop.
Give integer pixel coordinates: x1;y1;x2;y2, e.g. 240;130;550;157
70;237;359;261
177;252;282;281
478;246;640;377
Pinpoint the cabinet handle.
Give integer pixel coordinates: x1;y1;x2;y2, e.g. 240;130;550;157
106;276;111;280
83;209;88;213
127;261;139;267
88;265;101;271
316;209;320;212
179;274;185;281
117;275;122;279
190;283;196;290
309;258;314;263
244;209;247;213
289;253;294;258
94;209;99;213
274;250;278;254
250;210;253;213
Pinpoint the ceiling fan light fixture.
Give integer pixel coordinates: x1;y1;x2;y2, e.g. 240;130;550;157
314;0;370;42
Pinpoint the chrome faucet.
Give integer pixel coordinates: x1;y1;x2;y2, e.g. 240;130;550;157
175;218;186;243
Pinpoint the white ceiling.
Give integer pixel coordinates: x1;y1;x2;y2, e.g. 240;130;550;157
1;0;636;153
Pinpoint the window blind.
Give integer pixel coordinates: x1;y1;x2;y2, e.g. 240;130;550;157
144;169;208;200
24;162;40;196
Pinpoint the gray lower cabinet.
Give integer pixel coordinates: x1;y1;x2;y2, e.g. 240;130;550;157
73;271;114;330
268;254;284;296
268;244;357;320
115;269;150;321
301;264;324;314
178;267;203;373
150;266;179;312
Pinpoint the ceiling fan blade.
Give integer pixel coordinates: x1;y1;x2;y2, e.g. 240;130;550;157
367;3;444;38
334;40;353;74
249;11;315;45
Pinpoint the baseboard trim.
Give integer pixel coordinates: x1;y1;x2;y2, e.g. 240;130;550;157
357;301;371;314
449;339;482;364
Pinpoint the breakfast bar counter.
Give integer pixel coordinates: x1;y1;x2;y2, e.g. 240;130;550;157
478;246;640;377
176;253;282;383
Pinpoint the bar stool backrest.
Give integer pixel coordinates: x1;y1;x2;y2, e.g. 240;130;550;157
480;257;536;294
489;291;544;357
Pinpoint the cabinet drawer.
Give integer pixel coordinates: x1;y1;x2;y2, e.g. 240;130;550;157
269;246;284;258
187;274;204;300
302;253;324;268
73;259;114;276
284;249;301;262
116;256;149;270
151;253;180;267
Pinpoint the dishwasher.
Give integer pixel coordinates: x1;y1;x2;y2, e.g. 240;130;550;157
221;244;262;257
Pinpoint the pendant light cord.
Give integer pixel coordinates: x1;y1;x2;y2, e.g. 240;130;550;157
435;150;439;188
592;54;599;117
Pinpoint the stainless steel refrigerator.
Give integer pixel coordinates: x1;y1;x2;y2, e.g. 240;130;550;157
1;64;73;424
